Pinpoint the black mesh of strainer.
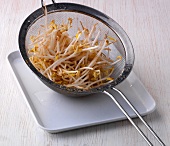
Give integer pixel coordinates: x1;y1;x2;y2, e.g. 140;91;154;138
19;1;134;96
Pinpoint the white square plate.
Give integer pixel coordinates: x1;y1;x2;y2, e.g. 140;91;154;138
8;51;156;133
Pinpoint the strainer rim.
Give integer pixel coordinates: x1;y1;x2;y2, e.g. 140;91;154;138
18;2;134;95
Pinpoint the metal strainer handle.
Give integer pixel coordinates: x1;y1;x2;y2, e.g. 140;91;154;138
41;0;55;7
104;88;166;146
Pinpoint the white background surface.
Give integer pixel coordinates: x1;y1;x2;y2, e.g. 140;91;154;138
0;0;170;145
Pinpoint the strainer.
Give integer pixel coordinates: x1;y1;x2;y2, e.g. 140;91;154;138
18;1;165;145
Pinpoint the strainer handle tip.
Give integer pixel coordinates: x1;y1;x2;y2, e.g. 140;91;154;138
103;89;166;146
41;0;55;8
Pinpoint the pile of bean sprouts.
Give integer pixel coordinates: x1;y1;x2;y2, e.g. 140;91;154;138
28;14;122;90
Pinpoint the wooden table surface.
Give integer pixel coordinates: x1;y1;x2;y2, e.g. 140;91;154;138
0;0;170;145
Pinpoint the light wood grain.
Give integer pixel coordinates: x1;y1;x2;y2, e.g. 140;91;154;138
0;0;170;145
